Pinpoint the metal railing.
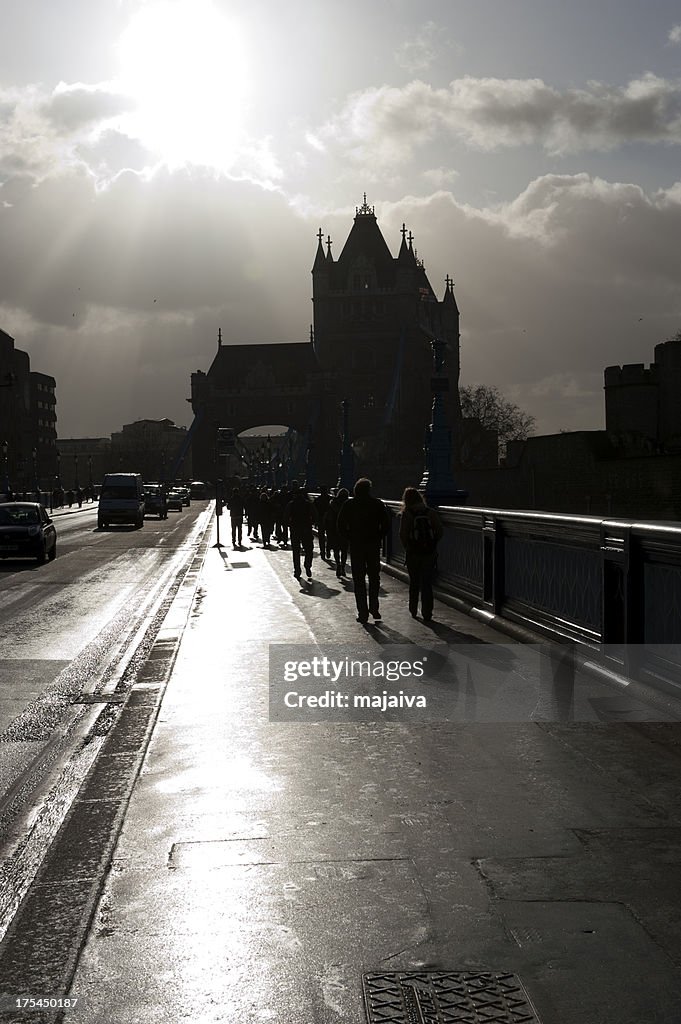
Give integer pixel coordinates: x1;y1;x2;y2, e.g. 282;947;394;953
383;502;681;692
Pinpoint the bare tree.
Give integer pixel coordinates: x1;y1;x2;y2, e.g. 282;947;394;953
459;384;535;457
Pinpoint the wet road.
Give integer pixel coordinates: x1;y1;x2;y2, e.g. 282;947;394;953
0;502;212;857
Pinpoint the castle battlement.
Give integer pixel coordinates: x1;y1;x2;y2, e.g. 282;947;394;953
604;363;658;387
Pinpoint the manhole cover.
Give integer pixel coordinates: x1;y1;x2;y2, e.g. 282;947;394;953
363;971;542;1024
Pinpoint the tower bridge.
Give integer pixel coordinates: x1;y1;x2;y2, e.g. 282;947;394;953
188;197;461;493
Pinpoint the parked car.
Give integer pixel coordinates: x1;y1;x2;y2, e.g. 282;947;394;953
167;489;184;512
176;486;190;507
0;502;57;564
144;483;167;519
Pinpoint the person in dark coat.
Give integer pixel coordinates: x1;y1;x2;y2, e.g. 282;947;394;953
258;491;275;548
313;485;331;559
285;480;315;579
245;487;260;540
337;477;390;623
325;487;349;577
228;487;244;548
399;487;443;622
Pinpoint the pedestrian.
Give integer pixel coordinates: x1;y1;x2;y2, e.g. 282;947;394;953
337;477;390;623
246;487;260;540
258;491;275;548
325;487;349;577
285;480;315;579
313;485;331;559
399;487;443;622
271;488;288;546
228;486;244;548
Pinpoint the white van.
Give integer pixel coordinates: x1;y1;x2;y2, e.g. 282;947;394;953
98;473;145;528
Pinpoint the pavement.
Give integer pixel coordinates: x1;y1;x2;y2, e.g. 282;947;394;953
2;517;681;1023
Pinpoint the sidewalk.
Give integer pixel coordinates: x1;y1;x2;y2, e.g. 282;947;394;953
5;524;681;1023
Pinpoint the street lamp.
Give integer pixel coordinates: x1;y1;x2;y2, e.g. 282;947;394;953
2;440;9;495
338;399;356;491
32;447;38;496
419;334;466;507
74;453;79;490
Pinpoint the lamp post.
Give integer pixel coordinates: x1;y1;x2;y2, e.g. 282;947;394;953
56;451;61;488
88;455;93;491
266;435;273;488
419;335;467;507
32;447;38;497
338;399;356;491
2;440;10;495
74;453;79;490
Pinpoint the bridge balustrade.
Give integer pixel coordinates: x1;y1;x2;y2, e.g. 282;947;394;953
383;503;681;692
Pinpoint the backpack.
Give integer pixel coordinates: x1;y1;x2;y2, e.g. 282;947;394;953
410;509;437;553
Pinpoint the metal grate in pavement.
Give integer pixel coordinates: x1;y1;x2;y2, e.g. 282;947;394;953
362;971;542;1024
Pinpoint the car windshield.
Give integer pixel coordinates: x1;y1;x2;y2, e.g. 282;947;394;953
144;487;161;496
101;485;138;499
0;506;40;526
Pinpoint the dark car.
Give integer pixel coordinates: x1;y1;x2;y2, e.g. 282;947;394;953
0;502;57;563
143;484;168;519
167;489;183;512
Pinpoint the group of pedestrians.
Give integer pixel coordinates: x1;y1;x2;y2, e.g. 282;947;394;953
222;477;443;624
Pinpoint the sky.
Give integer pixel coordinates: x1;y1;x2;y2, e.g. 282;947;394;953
1;0;681;438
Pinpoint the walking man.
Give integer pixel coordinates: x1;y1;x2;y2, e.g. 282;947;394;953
227;486;244;548
313;485;331;559
337;477;390;623
286;480;315;579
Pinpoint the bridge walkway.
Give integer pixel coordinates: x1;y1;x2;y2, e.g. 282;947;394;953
2;521;681;1023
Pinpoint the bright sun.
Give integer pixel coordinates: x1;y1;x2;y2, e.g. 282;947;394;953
116;0;251;171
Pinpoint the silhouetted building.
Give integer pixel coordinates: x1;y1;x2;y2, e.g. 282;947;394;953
0;328;57;493
189;197;461;493
605;335;681;450
110;418;191;482
458;334;681;520
57;438;111;491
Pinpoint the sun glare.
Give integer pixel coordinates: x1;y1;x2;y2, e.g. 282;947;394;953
116;0;251;171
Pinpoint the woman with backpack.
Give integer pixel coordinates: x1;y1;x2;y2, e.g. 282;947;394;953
399;486;443;622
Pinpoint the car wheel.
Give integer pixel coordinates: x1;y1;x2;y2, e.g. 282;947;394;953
36;545;47;565
48;542;57;561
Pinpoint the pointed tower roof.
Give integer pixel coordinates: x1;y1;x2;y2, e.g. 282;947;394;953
443;274;460;315
335;194;395;284
397;222;415;264
312;227;327;272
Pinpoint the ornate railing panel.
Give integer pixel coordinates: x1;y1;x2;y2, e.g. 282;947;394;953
382;504;681;652
503;535;601;633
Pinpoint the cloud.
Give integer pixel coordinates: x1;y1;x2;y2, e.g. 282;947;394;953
316;73;681;166
42;83;135;133
395;22;445;74
0;79;281;189
668;25;681;44
0;165;315;434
